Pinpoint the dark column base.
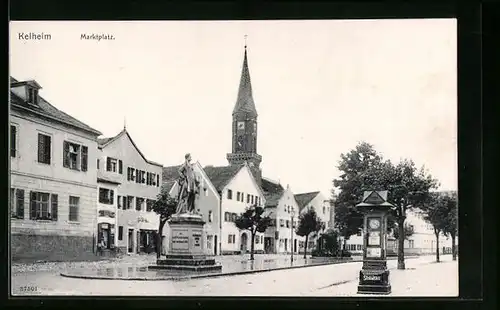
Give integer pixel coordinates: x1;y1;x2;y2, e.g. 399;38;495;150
357;269;391;295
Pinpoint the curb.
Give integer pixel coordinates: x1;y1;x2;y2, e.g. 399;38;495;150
58;256;423;282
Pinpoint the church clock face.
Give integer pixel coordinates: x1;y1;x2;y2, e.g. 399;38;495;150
237;121;245;131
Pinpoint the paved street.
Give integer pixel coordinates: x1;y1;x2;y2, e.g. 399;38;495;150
11;254;457;296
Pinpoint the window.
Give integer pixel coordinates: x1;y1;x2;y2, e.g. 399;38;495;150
261;235;264;243
409;240;415;248
251;195;254;204
118;160;123;174
287;206;290;213
97;159;100;169
224;212;230;222
280;219;285;227
118;226;123;241
357;244;362;251
30;191;57;221
228;234;236;244
10;125;17;157
156;174;159;187
127;196;134;209
63;141;88;171
247;194;250;203
69;196;79;221
136;197;144;211
256;235;260;244
241;192;245;202
146;199;153;212
27;88;38;104
37;133;51;164
227;189;233;200
286;220;290;228
122;196;128;209
106;157;118;172
357;231;362;236
98;188;114;205
208;210;213;222
12;189;25;219
323;206;326;214
232;213;238;222
117;195;122;209
237;192;241;201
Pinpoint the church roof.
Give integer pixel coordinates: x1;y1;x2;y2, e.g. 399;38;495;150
232;47;258;117
294;191;321;211
10;77;102;136
203;165;243;192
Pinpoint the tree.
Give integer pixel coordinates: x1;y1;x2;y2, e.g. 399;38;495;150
234;204;272;260
421;192;452;262
151;186;178;259
333;142;439;270
442;193;458;260
333;142;384;247
317;229;340;255
296;207;324;259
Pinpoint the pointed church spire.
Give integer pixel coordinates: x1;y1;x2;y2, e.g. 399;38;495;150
233;37;258;117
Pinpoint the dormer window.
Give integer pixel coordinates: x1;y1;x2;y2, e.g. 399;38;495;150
27;88;38;105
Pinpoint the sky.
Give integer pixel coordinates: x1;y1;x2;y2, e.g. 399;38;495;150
9;19;457;197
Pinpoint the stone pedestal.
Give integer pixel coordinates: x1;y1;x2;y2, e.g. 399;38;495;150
357;260;391;294
150;213;222;272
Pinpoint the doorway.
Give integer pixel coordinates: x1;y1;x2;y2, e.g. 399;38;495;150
214;235;218;255
240;233;248;253
294;239;297;253
128;229;134;253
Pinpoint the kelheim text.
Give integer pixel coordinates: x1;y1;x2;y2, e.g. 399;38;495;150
80;33;115;41
18;32;52;40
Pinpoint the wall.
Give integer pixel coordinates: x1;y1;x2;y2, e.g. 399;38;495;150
166;162;221;255
220;165;265;254
98;131;162;253
265;186;305;254
10;111;99;262
298;192;331;249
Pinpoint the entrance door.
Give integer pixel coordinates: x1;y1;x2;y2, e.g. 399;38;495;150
240;233;248;253
214;235;218;255
128;229;134;253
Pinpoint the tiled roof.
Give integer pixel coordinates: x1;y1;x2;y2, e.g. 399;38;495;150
98;129;163;167
264;191;284;207
10;77;102;136
232;48;257;117
294;191;320;211
261;177;284;194
203;165;243;192
162;165;181;182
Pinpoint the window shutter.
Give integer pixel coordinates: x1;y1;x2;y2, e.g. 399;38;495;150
63;141;69;167
110;190;114;204
10;125;16;157
106;157;111;171
37;134;44;163
51;194;58;221
17;189;25;219
81;146;88;171
118;160;123;174
30;191;37;219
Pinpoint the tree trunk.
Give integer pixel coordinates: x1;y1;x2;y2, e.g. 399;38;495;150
304;235;309;259
451;233;457;261
250;230;256;261
397;218;406;270
435;231;440;262
156;219;166;259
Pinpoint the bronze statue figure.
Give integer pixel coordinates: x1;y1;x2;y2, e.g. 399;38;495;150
175;153;200;215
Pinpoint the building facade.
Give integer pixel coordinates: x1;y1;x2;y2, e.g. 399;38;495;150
10;77;102;262
204;163;266;255
262;179;305;254
97;129;162;254
295;191;332;251
164;161;221;255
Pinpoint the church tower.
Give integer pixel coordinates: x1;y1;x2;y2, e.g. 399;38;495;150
226;43;262;184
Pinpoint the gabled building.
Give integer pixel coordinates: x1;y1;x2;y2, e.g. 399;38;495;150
204;163;266;255
163;161;221;255
261;178;305;254
295;191;332;250
97;128;162;254
10;77;102;262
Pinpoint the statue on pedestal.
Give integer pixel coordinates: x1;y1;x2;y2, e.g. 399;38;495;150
175;153;200;215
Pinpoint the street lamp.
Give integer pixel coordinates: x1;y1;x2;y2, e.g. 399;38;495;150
291;207;295;263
